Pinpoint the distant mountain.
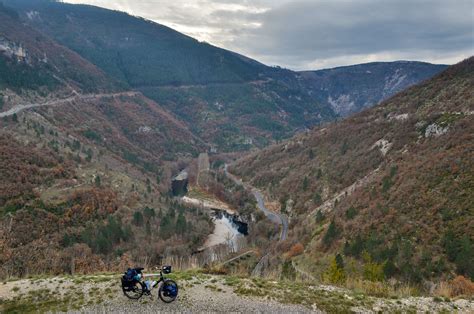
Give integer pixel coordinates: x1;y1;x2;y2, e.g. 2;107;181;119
3;0;445;151
300;61;448;116
232;57;474;282
3;0;337;150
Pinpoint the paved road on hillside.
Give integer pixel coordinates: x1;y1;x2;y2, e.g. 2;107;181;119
0;91;139;118
252;189;288;240
224;164;288;241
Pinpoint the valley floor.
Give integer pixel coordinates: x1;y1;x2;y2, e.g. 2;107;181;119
1;271;473;313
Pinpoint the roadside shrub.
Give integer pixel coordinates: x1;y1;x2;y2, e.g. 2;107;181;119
450;275;474;297
286;243;304;258
281;260;296;280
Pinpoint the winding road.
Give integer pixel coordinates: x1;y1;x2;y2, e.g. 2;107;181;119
252;190;288;241
0;91;139;118
224;164;288;241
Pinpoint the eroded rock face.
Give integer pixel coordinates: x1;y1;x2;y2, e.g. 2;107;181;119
328;95;356;116
0;37;29;62
388;113;409;121
372;139;392;156
425;123;449;138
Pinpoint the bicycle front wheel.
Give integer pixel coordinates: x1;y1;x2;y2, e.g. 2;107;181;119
158;279;178;303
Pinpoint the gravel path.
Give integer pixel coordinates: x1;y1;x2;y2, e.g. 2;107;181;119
1;274;473;313
75;281;317;313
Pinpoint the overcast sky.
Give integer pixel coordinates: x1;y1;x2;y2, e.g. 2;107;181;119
64;0;474;70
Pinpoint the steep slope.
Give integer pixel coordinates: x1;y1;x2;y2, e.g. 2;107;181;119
3;0;335;150
0;4;117;98
0;8;211;278
233;57;474;282
300;61;448;116
4;1;447;151
8;1;265;87
0;5;202;161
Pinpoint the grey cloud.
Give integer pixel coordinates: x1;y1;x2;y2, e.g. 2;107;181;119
230;0;473;68
65;0;474;69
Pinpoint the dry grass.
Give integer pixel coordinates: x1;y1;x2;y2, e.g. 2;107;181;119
434;276;474;299
344;278;419;299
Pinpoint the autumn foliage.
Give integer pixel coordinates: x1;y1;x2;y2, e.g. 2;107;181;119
233;57;474;282
286;243;304;258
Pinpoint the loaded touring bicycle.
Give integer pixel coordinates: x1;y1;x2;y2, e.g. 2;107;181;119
121;266;178;303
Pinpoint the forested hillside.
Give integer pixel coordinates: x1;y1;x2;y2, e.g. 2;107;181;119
0;0;467;287
0;8;211;277
233;57;474;283
5;0;265;87
0;4;116;95
4;0;445;151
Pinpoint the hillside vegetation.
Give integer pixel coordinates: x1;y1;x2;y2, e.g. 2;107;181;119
0;5;116;94
3;0;445;151
0;9;212;278
0;1;469;299
233;57;474;284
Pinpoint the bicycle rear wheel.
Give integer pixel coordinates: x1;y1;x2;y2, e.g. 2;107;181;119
158;279;178;303
122;281;145;299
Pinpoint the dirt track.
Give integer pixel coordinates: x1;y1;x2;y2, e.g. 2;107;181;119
0;91;139;118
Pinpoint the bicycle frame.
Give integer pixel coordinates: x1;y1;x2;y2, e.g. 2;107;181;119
143;270;166;289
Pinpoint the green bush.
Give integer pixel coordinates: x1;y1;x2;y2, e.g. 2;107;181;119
362;251;385;282
345;206;357;219
82;129;102;142
324;255;346;284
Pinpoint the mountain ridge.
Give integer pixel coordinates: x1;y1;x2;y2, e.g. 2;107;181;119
299;60;448;116
232;57;474;282
3;0;448;151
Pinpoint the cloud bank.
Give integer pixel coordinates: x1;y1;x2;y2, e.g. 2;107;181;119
64;0;474;70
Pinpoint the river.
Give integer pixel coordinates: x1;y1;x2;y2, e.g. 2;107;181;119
200;211;246;251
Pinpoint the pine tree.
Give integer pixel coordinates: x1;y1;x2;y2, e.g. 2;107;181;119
143;207;155;220
302;176;309;191
323;220;338;247
455;236;474;279
316;168;323;179
313;192;322;206
94;175;101;187
145;220;151;237
176;213;187;234
132;211;144;226
315;209;324;223
159;215;174;239
335;253;345;269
